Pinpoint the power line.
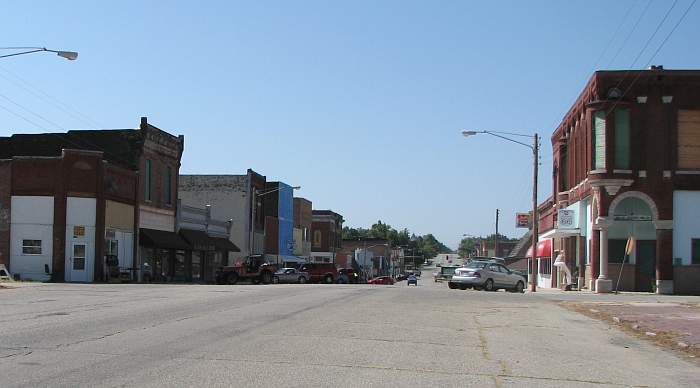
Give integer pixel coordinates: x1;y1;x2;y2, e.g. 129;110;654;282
0;92;64;130
592;0;639;71
0;65;102;128
609;0;697;114
0;102;50;131
605;0;680;119
606;0;653;68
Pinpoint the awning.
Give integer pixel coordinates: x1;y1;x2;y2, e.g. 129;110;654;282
526;239;552;258
140;228;191;250
211;236;240;252
180;229;217;251
540;228;581;239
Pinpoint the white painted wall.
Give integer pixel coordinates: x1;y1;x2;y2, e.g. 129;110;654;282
179;181;250;259
673;191;700;265
65;197;96;282
10;196;54;281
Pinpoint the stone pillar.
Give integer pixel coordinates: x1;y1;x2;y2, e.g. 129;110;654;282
596;218;613;293
655;220;674;295
589;229;599;291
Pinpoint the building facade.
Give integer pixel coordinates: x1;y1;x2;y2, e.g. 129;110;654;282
0;117;181;283
262;181;299;265
310;210;344;264
338;237;391;276
293;197;312;260
542;68;700;294
179;169;267;264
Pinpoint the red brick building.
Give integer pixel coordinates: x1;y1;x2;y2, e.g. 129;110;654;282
0;117;184;282
537;68;700;294
310;210;343;264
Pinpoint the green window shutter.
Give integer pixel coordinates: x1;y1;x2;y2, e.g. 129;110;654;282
594;111;606;170
614;109;630;169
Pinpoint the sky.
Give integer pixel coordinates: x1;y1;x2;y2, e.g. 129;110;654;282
2;0;699;249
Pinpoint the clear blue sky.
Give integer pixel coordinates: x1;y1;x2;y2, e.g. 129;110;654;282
2;0;699;249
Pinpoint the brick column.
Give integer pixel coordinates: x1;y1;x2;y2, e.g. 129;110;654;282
654;220;674;294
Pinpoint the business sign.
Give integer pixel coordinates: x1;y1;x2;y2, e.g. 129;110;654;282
516;213;530;228
558;209;576;229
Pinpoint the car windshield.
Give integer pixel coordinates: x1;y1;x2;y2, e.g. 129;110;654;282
464;262;488;269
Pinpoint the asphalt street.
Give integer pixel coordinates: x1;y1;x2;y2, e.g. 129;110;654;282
2;273;700;387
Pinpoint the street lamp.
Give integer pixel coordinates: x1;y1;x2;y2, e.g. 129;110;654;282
462;129;539;292
0;47;78;60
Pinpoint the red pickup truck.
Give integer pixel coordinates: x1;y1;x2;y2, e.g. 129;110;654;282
298;263;337;284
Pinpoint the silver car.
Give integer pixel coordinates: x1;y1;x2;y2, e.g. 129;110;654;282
272;268;310;284
449;261;525;293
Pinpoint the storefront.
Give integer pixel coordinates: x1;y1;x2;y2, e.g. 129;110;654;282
139;228;191;282
180;229;240;283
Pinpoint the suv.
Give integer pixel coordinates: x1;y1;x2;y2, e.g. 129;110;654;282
298;263;337;284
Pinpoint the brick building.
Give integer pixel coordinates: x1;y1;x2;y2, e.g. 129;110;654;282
536;68;700;294
337;237;392;276
0;117;183;282
310;210;344;264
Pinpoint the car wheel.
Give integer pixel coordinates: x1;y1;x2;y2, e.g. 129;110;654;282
272;276;279;284
484;279;495;292
324;274;333;284
448;282;457;289
513;281;524;293
298;276;306;284
459;285;467;290
227;272;239;285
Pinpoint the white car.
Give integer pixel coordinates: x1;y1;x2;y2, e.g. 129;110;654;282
272;268;310;284
449;261;525;292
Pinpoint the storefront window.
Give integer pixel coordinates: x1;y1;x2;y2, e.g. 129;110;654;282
174;250;186;281
158;249;172;282
192;251;202;281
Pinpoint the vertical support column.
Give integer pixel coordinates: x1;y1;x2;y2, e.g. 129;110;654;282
589;229;599;291
596;218;613;293
95;160;106;282
655;220;674;294
577;236;586;290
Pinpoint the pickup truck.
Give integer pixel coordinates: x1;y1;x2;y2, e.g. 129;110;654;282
298;263;337;284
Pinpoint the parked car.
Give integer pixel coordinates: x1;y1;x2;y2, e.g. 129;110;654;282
272;268;310;284
448;262;525;292
368;276;394;285
298;263;337;283
433;266;458;282
395;273;408;281
407;274;418;286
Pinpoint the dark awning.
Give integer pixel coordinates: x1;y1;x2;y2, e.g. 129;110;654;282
180;229;217;251
140;228;191;250
211;236;241;252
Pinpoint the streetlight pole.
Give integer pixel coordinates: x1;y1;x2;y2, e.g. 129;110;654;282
495;208;499;257
462;130;539;292
0;47;78;60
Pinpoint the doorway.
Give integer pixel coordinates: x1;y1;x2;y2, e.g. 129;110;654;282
69;243;89;282
635;240;656;292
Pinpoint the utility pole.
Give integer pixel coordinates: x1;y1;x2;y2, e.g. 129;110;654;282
495;209;500;257
530;134;539;292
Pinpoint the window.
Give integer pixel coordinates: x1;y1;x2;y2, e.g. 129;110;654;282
164;166;172;204
22;240;42;255
692;239;700;265
313;230;322;247
614;109;630;169
145;159;152;201
678;110;700;169
539;258;552;275
609;239;628;263
593;111;606;170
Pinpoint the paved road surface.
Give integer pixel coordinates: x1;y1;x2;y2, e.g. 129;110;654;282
2;276;700;387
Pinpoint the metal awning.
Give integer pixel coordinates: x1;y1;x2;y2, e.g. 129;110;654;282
540;228;581;239
140;228;191;250
211;236;240;252
179;229;217;251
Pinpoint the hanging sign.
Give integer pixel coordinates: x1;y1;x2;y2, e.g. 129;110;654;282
516;213;530;228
